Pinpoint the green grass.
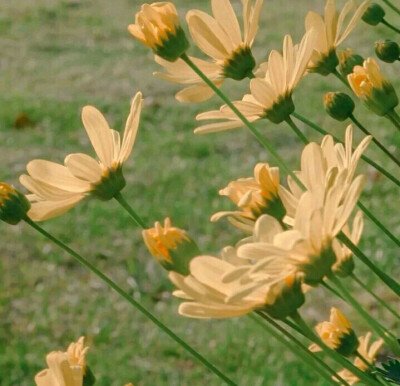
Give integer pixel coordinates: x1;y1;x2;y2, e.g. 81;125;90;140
0;0;399;384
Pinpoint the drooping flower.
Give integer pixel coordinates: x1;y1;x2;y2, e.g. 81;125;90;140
0;182;30;225
211;163;286;232
142;217;201;275
194;31;316;134
20;93;143;221
128;2;189;61
347;57;398;116
336;333;384;384
305;0;370;75
153;0;263;102
35;337;90;386
309;307;359;356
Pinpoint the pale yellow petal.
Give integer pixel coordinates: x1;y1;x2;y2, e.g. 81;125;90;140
64;153;103;183
211;0;242;46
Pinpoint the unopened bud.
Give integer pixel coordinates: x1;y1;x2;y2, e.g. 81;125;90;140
375;39;400;63
362;3;385;26
0;183;30;225
324;92;355;121
338;49;364;77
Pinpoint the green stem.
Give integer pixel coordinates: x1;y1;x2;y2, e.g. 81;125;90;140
285;116;309;144
290;312;382;386
351;274;400;321
292;111;400;187
255;312;345;385
338;232;400;297
356;201;400;248
386;109;400;131
180;53;305;191
381;0;400;16
350;114;400;167
114;192;147;229
332;69;350;89
23;217;236;386
321;281;345;301
381;19;400;34
329;275;400;356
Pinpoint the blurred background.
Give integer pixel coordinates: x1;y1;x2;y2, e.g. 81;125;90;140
0;0;399;384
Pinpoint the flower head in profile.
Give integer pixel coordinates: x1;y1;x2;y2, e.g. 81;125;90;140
20;93;143;221
143;218;201;275
154;0;263;102
128;2;189;61
348;57;398;116
309;308;359;356
0;182;31;225
194;31;316;134
211;163;286;232
305;0;370;75
35;337;91;386
336;332;384;384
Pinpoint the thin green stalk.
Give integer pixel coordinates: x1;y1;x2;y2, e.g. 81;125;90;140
114;192;147;229
329;275;400;356
180;53;306;191
255;312;346;385
289;312;382;386
381;19;400;34
386;109;400;131
381;0;400;16
249;314;339;385
285;116;309;144
352;274;400;320
321;281;345;301
338;232;400;297
354;352;390;386
332;69;350;89
292;111;400;187
350;114;400;167
357;201;400;248
23;217;236;386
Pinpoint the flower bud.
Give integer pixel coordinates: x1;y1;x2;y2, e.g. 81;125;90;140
338;49;364;77
324;92;355;121
375;39;400;63
348;57;399;116
128;3;189;62
362;3;385;26
310;308;359;357
142;218;200;275
0;183;30;225
263;274;305;320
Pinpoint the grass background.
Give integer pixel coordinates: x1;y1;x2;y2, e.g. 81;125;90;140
0;0;399;384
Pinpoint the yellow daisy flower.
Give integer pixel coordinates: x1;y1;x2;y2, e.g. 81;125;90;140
305;0;370;75
20;93;143;221
194;31;316;134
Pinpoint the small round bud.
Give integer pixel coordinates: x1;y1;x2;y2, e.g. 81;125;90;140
0;183;30;225
362;3;385;26
375;39;400;63
324;92;355;121
338;49;364;77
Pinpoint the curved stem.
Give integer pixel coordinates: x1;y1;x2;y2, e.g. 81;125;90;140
249;313;338;385
285;116;309;144
381;19;400;34
381;0;400;16
332;69;350;89
255;312;346;385
114;192;147;229
292;112;400;187
338;232;400;297
329;275;400;356
290;312;382;386
180;53;305;191
386;109;400;132
350;114;400;167
351;274;400;321
24;217;236;386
